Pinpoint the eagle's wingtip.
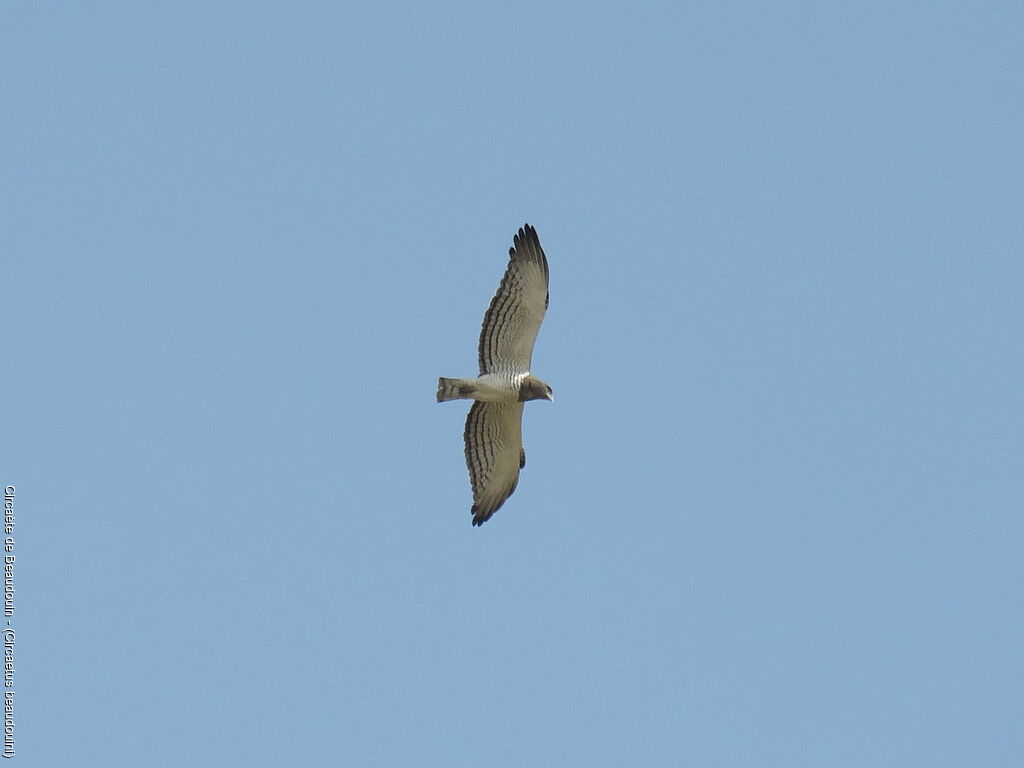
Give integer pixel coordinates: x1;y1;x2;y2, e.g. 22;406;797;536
471;508;490;526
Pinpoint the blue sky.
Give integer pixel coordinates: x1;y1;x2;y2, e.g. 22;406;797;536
3;2;1022;766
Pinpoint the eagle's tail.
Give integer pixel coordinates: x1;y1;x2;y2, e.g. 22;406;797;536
437;377;475;402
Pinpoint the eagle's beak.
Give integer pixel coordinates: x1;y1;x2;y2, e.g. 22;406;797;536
546;392;555;402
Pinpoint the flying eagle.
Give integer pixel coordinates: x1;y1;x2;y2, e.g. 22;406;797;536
436;224;553;526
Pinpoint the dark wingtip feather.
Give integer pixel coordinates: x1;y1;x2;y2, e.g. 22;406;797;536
510;223;545;265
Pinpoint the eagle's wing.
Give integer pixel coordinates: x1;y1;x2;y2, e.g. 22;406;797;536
464;401;527;526
478;224;550;375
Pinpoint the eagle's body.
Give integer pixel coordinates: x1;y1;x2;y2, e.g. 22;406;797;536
437;372;549;403
436;224;552;526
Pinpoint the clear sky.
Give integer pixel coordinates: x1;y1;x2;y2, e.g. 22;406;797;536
3;2;1022;766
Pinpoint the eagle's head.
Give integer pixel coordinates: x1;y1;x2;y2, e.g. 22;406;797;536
518;375;554;402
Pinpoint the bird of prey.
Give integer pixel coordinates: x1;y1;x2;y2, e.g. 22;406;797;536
437;224;553;526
